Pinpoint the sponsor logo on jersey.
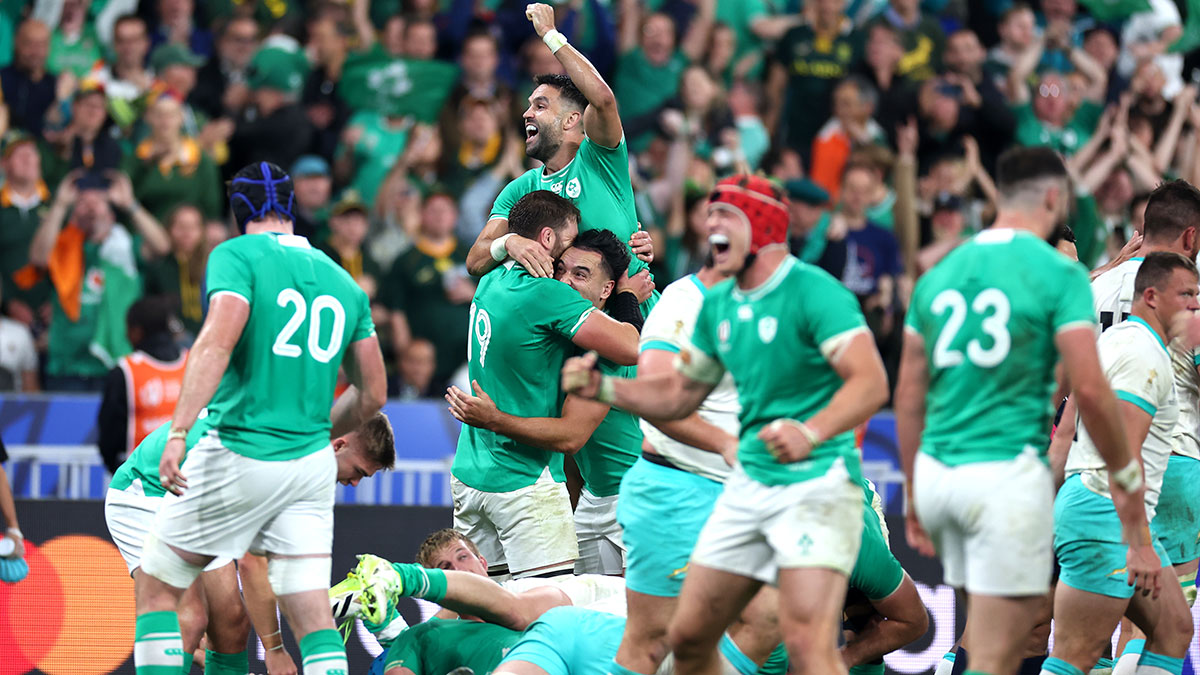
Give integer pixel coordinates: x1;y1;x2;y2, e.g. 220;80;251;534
737;305;753;321
550;182;564;195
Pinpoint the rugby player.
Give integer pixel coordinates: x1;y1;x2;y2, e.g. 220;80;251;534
133;162;387;675
452;191;642;580
563;174;890;675
466;4;654;292
447;229;647;575
1045;252;1198;675
894;146;1157;675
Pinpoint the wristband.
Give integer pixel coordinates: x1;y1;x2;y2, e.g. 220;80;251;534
167;428;189;442
490;233;515;262
267;643;285;652
1112;458;1144;493
597;375;616;404
5;528;21;539
777;419;822;448
543;29;568;54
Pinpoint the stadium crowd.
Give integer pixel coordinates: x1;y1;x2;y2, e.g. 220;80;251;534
0;0;1194;400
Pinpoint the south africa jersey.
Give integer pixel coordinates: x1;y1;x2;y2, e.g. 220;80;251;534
905;228;1095;465
110;414;212;498
453;260;598;493
490;136;645;276
1067;317;1178;518
639;274;740;483
203;232;375;460
682;256;868;486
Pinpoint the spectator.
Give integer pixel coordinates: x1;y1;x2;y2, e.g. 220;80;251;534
0;284;38;392
0;131;53;326
148;43;209;137
41;84;123;188
810;75;886;201
90;15;153;130
615;0;714;152
204;216;231;250
123;92;222;221
942;29;1016;173
767;0;860;162
303;14;351;161
396;338;436;400
1117;0;1183;100
1082;25;1127;105
383;192;473;391
916;192;968;273
47;0;103;79
439;31;517;155
2;19;59;137
727;81;769;171
228;45;314;176
376;14;406;59
316;191;384;301
984;3;1035;90
191;15;258;120
149;0;213;59
661;188;712;281
854;21;910;136
290;154;332;240
141;204;206;337
441;98;506;200
516;34;565;84
1007;34;1107;156
404;19;438;60
28;171;169;391
1036;0;1088;74
784;177;834;265
96;294;186;473
869;0;945;82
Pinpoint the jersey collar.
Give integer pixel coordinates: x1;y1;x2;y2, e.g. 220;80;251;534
732;256;794;303
1128;315;1168;353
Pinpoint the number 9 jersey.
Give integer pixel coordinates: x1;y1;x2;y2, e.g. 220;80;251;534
905;228;1095;466
203;232;375;461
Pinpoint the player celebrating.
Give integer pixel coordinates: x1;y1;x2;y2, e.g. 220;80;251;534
894;147;1157;675
132;162;387;675
452;191;642;580
466;3;653;290
563;174;890;675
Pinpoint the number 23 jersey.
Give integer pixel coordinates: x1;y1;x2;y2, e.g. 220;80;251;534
905;228;1095;466
204;232;375;461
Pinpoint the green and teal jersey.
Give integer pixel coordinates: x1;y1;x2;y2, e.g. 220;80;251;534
384;618;521;675
110;416;212;498
905;228;1095;466
575;359;642;498
452;261;598;493
849;481;905;600
490;137;646;277
682;256;868;486
203;232;375;461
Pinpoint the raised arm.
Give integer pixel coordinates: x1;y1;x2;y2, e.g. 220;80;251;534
1067;44;1107;103
29;172;78;267
1006;38;1044;105
527;3;623;148
680;0;715;63
108;171;170;258
617;0;639;54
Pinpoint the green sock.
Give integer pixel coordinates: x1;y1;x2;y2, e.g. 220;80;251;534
204;649;247;675
300;629;348;675
135;611;185;675
390;563;447;602
180;652;193;674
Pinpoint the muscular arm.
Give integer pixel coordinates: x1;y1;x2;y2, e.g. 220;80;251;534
1048;397;1076;489
571;311;640;366
609;366;715;420
449;386;610;455
466;217;512;277
679;0;715;63
437;569;572;631
638;350;738;458
842;575;930;667
238;554;285;651
803;332;890;445
330;336;388;438
556;38;622;148
169;294;249;433
1057;327;1133;472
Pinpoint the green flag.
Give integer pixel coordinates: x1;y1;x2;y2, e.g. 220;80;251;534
1076;0;1151;21
339;52;460;123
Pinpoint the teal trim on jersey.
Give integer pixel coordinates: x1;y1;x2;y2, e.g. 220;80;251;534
1193;352;1200;366
1131;256;1145;261
640;340;681;353
1139;651;1183;675
942;652;956;664
1121;639;1146;657
688;274;707;295
1116;390;1157;416
1128;316;1167;352
718;635;758;675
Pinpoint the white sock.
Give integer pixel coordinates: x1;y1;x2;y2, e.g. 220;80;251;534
1134;667;1176;675
1112;652;1141;675
933;653;955;675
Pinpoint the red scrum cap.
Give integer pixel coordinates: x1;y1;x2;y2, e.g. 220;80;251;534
708;175;790;254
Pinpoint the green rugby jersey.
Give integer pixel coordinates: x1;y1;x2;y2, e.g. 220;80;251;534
203;232;375;461
452;261;598;492
109;415;212;498
905;228;1095;466
683;256;868;486
574;359;642;498
490;136;645;276
383;618;521;675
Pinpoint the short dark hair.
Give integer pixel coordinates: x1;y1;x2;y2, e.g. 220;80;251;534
570;229;630;283
355;412;395;470
995;146;1068;199
126;295;173;335
1135;251;1198;297
533;73;589;113
1143;180;1200;245
507;190;580;240
1055;223;1076;244
113;13;146;35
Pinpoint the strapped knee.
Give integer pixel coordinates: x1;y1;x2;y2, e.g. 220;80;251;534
1179;570;1197;607
267;556;331;596
141;534;204;590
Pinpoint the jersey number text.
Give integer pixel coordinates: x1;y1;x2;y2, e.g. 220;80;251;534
272;288;346;363
931;288;1011;368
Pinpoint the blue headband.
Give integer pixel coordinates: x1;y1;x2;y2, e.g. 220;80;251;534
230;161;295;232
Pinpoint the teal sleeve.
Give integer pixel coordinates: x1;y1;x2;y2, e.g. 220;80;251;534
805;269;868;346
579;135;630;180
489;173;530;221
533;278;599;339
1050;260;1096;333
204;240;252;300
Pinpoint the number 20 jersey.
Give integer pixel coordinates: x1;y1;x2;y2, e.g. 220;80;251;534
905;228;1095;466
203;232;375;461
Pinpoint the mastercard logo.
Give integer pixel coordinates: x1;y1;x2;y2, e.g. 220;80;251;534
0;535;135;675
